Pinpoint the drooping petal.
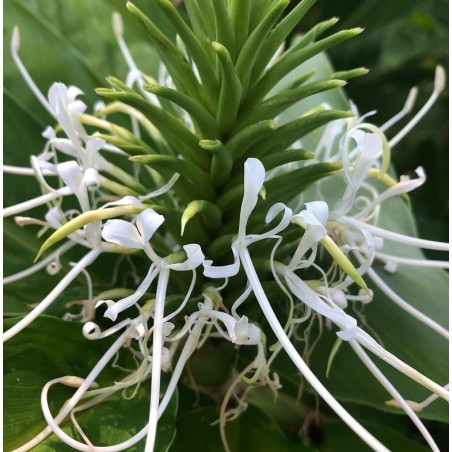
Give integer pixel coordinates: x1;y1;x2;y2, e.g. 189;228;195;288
203;241;240;278
102;264;159;321
168;244;205;271
102;219;144;249
247;202;293;245
136;208;165;243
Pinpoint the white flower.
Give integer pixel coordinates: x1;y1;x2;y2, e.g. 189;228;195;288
102;208;165;251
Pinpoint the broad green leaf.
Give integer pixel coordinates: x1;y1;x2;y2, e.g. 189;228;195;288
319;419;430;452
171;404;315;452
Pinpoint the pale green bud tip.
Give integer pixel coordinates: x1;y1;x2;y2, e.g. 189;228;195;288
269;120;278;129
112;12;123;38
199;139;222;151
144;83;158;93
351;27;364;35
129;155;147;163
434;65;446;93
95;88;115;96
212;41;227;54
11;26;20;53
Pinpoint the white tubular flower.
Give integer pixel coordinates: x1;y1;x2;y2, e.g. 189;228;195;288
48;82;87;149
203;157;387;450
96;264;159;321
204;158;292;278
57;161;90;212
284;270;358;341
334;130;383;217
288;201;328;271
355;167;426;220
200;305;261;346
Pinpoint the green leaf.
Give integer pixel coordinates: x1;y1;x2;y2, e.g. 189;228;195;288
4;316;177;451
319;419;430;452
171;404;315;452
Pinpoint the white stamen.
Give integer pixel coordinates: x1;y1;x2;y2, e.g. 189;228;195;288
363;265;449;339
376;251;449;269
3;165;56;176
342;217;449;251
145;267;169;452
390;66;445;147
4;241;75;284
3;187;72;218
380;87;418;132
351;341;441;452
10;27;54;115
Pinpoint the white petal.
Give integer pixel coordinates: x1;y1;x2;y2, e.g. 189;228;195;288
168;244;204;271
57;160;82;194
304;201;329;226
203;242;240;278
67;85;84;102
86;137;106;154
336;325;358;341
238;158;266;238
42;126;56;140
48;82;66;115
102;219;144;249
136;209;165;243
101;196;143;209
82;167;100;190
103;264;158;321
233;316;261;345
51;138;77;156
68;99;87;116
45;207;64;229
